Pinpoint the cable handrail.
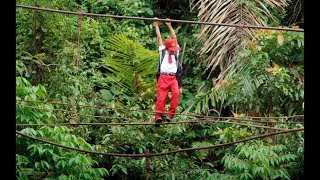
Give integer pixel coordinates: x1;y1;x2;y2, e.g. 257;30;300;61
16;128;304;157
16;4;304;32
15;120;291;131
16;99;304;121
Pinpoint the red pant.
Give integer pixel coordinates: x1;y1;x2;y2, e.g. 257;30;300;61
154;74;180;121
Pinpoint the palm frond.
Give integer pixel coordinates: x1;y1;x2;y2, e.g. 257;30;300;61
99;34;158;97
190;0;291;83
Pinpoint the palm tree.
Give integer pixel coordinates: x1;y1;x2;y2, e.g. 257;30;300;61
190;0;291;84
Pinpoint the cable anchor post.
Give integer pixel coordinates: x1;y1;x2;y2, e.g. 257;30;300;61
145;149;151;180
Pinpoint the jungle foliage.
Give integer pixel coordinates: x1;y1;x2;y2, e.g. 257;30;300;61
16;0;304;179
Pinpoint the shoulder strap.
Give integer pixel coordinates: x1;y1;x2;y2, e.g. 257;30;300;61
156;49;166;77
174;53;178;66
159;49;166;67
174;53;183;88
160;49;166;63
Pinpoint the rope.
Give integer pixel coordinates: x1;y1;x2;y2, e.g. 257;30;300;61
15;119;292;131
16;104;304;125
16;99;304;122
16;128;304;157
16;4;304;32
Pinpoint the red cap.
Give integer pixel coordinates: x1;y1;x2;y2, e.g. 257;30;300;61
164;38;179;52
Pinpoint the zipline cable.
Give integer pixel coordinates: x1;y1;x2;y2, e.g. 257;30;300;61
16;4;304;32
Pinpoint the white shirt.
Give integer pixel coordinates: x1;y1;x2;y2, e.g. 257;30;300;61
159;45;180;74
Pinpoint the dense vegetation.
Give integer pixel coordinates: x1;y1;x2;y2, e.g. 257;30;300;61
16;0;304;179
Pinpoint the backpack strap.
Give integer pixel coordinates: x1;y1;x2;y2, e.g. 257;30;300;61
156;49;166;80
174;53;183;88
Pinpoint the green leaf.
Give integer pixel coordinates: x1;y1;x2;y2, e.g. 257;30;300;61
144;8;154;16
74;156;81;164
57;160;67;169
41;160;50;171
98;168;108;176
69;158;75;166
38;130;44;138
35;162;40;169
52;153;59;162
38;146;44;155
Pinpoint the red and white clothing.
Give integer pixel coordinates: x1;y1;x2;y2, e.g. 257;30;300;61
154;43;180;121
158;45;179;74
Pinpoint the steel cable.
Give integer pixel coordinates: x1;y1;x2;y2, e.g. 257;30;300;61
16;128;304;157
16;4;304;32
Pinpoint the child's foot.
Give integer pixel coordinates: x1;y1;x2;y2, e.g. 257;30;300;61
162;116;171;122
155;118;163;127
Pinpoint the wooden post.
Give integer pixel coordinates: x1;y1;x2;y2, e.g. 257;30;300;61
145;149;151;180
